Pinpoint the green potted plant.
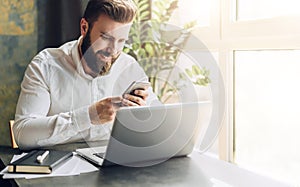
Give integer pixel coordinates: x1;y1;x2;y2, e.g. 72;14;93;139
123;0;210;103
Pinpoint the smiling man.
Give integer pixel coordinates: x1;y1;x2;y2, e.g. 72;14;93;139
13;0;159;150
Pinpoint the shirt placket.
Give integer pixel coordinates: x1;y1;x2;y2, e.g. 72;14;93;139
91;79;98;103
91;78;105;103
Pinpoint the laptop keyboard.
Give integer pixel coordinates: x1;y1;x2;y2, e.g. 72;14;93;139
93;152;105;159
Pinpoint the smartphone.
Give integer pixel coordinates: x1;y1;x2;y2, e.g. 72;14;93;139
122;81;150;98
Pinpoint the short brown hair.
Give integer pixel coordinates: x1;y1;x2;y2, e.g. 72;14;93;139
83;0;137;26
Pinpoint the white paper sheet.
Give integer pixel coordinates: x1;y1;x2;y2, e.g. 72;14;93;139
211;178;233;187
0;152;98;179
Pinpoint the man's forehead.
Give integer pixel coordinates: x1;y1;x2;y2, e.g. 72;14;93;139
102;24;131;37
93;14;132;37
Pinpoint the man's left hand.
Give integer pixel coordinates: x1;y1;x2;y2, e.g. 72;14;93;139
122;89;148;106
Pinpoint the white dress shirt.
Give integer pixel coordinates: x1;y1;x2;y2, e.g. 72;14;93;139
13;37;159;150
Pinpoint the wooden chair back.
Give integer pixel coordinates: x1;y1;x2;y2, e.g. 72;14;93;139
9;120;18;148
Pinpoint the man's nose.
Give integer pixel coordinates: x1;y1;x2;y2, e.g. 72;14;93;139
107;41;118;55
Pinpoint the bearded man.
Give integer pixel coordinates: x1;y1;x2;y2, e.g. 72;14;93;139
13;0;158;150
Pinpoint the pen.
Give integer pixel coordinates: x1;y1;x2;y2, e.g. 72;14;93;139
37;150;49;163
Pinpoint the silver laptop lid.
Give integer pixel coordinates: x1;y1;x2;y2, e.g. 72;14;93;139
103;101;211;167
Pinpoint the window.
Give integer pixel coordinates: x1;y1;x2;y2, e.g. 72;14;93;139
229;0;300;185
237;0;300;21
234;50;300;184
168;0;211;27
173;0;300;185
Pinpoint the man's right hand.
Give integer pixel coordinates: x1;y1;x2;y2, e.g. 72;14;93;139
89;96;123;125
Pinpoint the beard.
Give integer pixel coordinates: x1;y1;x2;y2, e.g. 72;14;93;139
81;30;120;76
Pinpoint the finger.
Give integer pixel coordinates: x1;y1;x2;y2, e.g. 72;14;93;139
124;94;146;106
122;98;139;107
134;89;149;100
110;96;123;103
112;101;122;109
106;96;122;109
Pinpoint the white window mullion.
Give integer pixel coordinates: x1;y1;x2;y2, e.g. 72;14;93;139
217;0;234;162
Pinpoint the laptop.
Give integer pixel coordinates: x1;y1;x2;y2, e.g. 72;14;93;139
76;101;211;167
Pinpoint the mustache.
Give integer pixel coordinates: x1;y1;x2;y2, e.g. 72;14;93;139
96;51;121;76
96;50;120;59
81;42;121;76
96;50;110;57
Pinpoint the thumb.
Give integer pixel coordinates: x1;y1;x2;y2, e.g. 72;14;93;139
111;96;123;109
111;96;123;103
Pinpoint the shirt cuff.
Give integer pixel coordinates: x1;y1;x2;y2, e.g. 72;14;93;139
72;106;92;131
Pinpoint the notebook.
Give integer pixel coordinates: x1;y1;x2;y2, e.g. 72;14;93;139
7;150;73;174
76;101;211;167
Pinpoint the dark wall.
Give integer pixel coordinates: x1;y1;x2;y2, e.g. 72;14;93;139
37;0;88;50
0;0;38;146
0;0;88;146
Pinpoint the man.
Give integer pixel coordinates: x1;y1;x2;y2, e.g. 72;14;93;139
13;0;159;150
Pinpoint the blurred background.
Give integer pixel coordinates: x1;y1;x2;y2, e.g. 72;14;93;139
0;0;88;146
1;0;300;185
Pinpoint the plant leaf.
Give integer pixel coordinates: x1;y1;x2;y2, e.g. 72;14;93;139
192;65;202;75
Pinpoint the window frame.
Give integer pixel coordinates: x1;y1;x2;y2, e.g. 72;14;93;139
191;0;300;162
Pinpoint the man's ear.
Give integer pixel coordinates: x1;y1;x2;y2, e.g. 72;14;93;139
80;18;89;36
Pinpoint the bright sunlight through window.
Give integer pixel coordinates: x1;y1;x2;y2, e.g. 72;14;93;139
237;0;300;21
168;0;210;27
234;50;300;186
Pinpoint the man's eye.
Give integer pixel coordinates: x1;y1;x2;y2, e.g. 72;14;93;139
101;35;110;40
